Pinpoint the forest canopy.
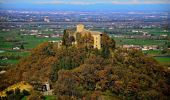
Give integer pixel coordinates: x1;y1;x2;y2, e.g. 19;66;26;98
0;31;170;100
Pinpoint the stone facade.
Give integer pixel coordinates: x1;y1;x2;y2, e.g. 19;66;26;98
74;24;102;49
76;24;85;32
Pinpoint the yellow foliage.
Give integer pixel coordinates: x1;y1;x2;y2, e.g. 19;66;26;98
0;81;33;97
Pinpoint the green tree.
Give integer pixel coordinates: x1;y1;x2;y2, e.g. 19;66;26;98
62;29;70;46
62;29;75;47
101;33;115;58
20;44;24;49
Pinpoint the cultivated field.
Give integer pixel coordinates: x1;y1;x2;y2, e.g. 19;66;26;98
0;30;61;66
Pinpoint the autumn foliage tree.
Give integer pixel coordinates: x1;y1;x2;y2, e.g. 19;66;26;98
0;31;170;100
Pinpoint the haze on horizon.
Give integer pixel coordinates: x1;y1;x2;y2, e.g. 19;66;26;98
0;0;170;12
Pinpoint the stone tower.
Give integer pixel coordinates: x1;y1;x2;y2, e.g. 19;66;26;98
76;24;84;32
71;24;102;49
91;32;102;50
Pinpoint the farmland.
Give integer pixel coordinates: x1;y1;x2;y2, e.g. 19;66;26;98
112;27;170;66
154;56;170;65
0;30;61;49
113;38;170;65
114;37;168;46
128;28;170;36
0;30;61;66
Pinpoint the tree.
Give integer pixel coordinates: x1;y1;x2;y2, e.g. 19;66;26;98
23;89;30;96
1;30;170;100
27;91;43;100
82;33;94;49
50;63;60;82
69;36;75;43
101;46;110;58
76;32;82;44
3;88;30;100
20;44;24;49
101;33;115;50
62;29;75;47
101;33;115;58
62;29;70;46
76;32;94;49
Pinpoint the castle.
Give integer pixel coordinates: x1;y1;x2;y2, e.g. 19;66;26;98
73;24;102;49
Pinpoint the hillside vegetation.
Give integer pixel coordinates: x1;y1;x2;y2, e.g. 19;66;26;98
0;32;170;100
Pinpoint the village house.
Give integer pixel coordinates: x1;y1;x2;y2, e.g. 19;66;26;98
123;45;141;50
13;47;20;50
51;33;63;38
123;45;159;51
142;45;158;51
0;70;6;75
161;34;168;38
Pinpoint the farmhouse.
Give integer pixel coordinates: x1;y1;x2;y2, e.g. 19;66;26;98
123;45;141;50
142;45;158;51
13;47;20;50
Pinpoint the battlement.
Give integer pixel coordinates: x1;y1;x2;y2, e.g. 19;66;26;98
76;24;84;32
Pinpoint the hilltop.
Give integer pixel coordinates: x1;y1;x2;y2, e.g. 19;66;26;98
0;28;170;99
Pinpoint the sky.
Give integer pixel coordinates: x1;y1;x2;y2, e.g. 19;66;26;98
0;0;170;12
0;0;170;5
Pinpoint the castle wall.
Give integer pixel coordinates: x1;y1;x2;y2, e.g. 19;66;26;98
76;24;84;32
92;34;101;49
71;24;102;49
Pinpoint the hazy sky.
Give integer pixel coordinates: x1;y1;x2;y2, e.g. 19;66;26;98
0;0;170;11
0;0;170;4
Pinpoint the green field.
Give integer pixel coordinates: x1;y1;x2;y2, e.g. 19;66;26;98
114;38;168;46
0;51;30;65
113;35;170;66
21;95;57;100
0;30;61;49
44;95;56;100
0;50;30;57
143;50;161;56
137;28;170;36
107;28;170;36
0;30;61;65
21;35;61;49
0;59;19;66
154;56;170;66
142;50;170;65
154;57;170;63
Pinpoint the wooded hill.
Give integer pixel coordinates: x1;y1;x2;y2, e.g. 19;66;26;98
0;31;170;100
